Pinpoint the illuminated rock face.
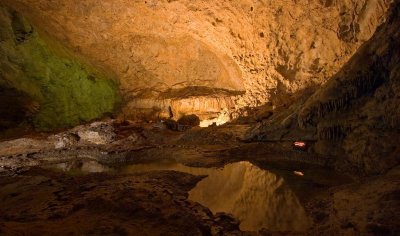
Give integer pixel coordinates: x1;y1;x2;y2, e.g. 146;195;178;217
297;1;400;174
247;1;400;174
119;86;239;125
1;0;391;123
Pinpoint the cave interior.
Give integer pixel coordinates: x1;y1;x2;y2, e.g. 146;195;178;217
0;0;399;235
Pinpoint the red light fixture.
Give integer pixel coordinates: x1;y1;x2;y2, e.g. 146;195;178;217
292;141;308;151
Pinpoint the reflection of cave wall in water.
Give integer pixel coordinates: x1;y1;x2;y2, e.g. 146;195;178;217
48;161;111;174
0;6;120;131
189;162;310;232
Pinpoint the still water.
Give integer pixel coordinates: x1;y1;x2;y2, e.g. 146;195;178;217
44;160;310;232
188;162;310;231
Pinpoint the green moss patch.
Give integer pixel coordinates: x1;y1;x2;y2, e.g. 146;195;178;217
0;6;120;131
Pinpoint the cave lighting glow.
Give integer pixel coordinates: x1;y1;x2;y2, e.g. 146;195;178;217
199;110;231;127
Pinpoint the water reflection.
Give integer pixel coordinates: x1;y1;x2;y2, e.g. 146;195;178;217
44;160;310;232
189;162;310;232
121;162;217;176
44;160;111;174
123;161;310;232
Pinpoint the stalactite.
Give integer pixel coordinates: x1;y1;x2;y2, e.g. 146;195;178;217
299;58;389;129
318;124;350;141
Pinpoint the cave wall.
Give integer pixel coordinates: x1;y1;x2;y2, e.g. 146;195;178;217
0;6;120;131
247;0;400;175
297;1;400;174
1;0;391;121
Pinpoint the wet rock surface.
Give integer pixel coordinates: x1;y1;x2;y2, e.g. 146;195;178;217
0;119;399;235
306;168;400;235
0;170;245;235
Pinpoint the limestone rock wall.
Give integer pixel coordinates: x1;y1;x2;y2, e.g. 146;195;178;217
247;0;400;175
123;96;236;121
2;0;392;121
298;0;400;174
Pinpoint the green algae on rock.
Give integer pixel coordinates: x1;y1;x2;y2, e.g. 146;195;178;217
0;6;120;131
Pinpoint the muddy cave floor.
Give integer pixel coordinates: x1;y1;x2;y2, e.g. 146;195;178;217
0;120;399;235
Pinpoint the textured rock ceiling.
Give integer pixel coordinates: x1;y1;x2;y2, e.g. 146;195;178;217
2;0;392;122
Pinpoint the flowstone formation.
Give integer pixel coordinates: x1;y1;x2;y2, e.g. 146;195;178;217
248;0;400;175
2;0;391;124
0;6;120;131
298;1;400;175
